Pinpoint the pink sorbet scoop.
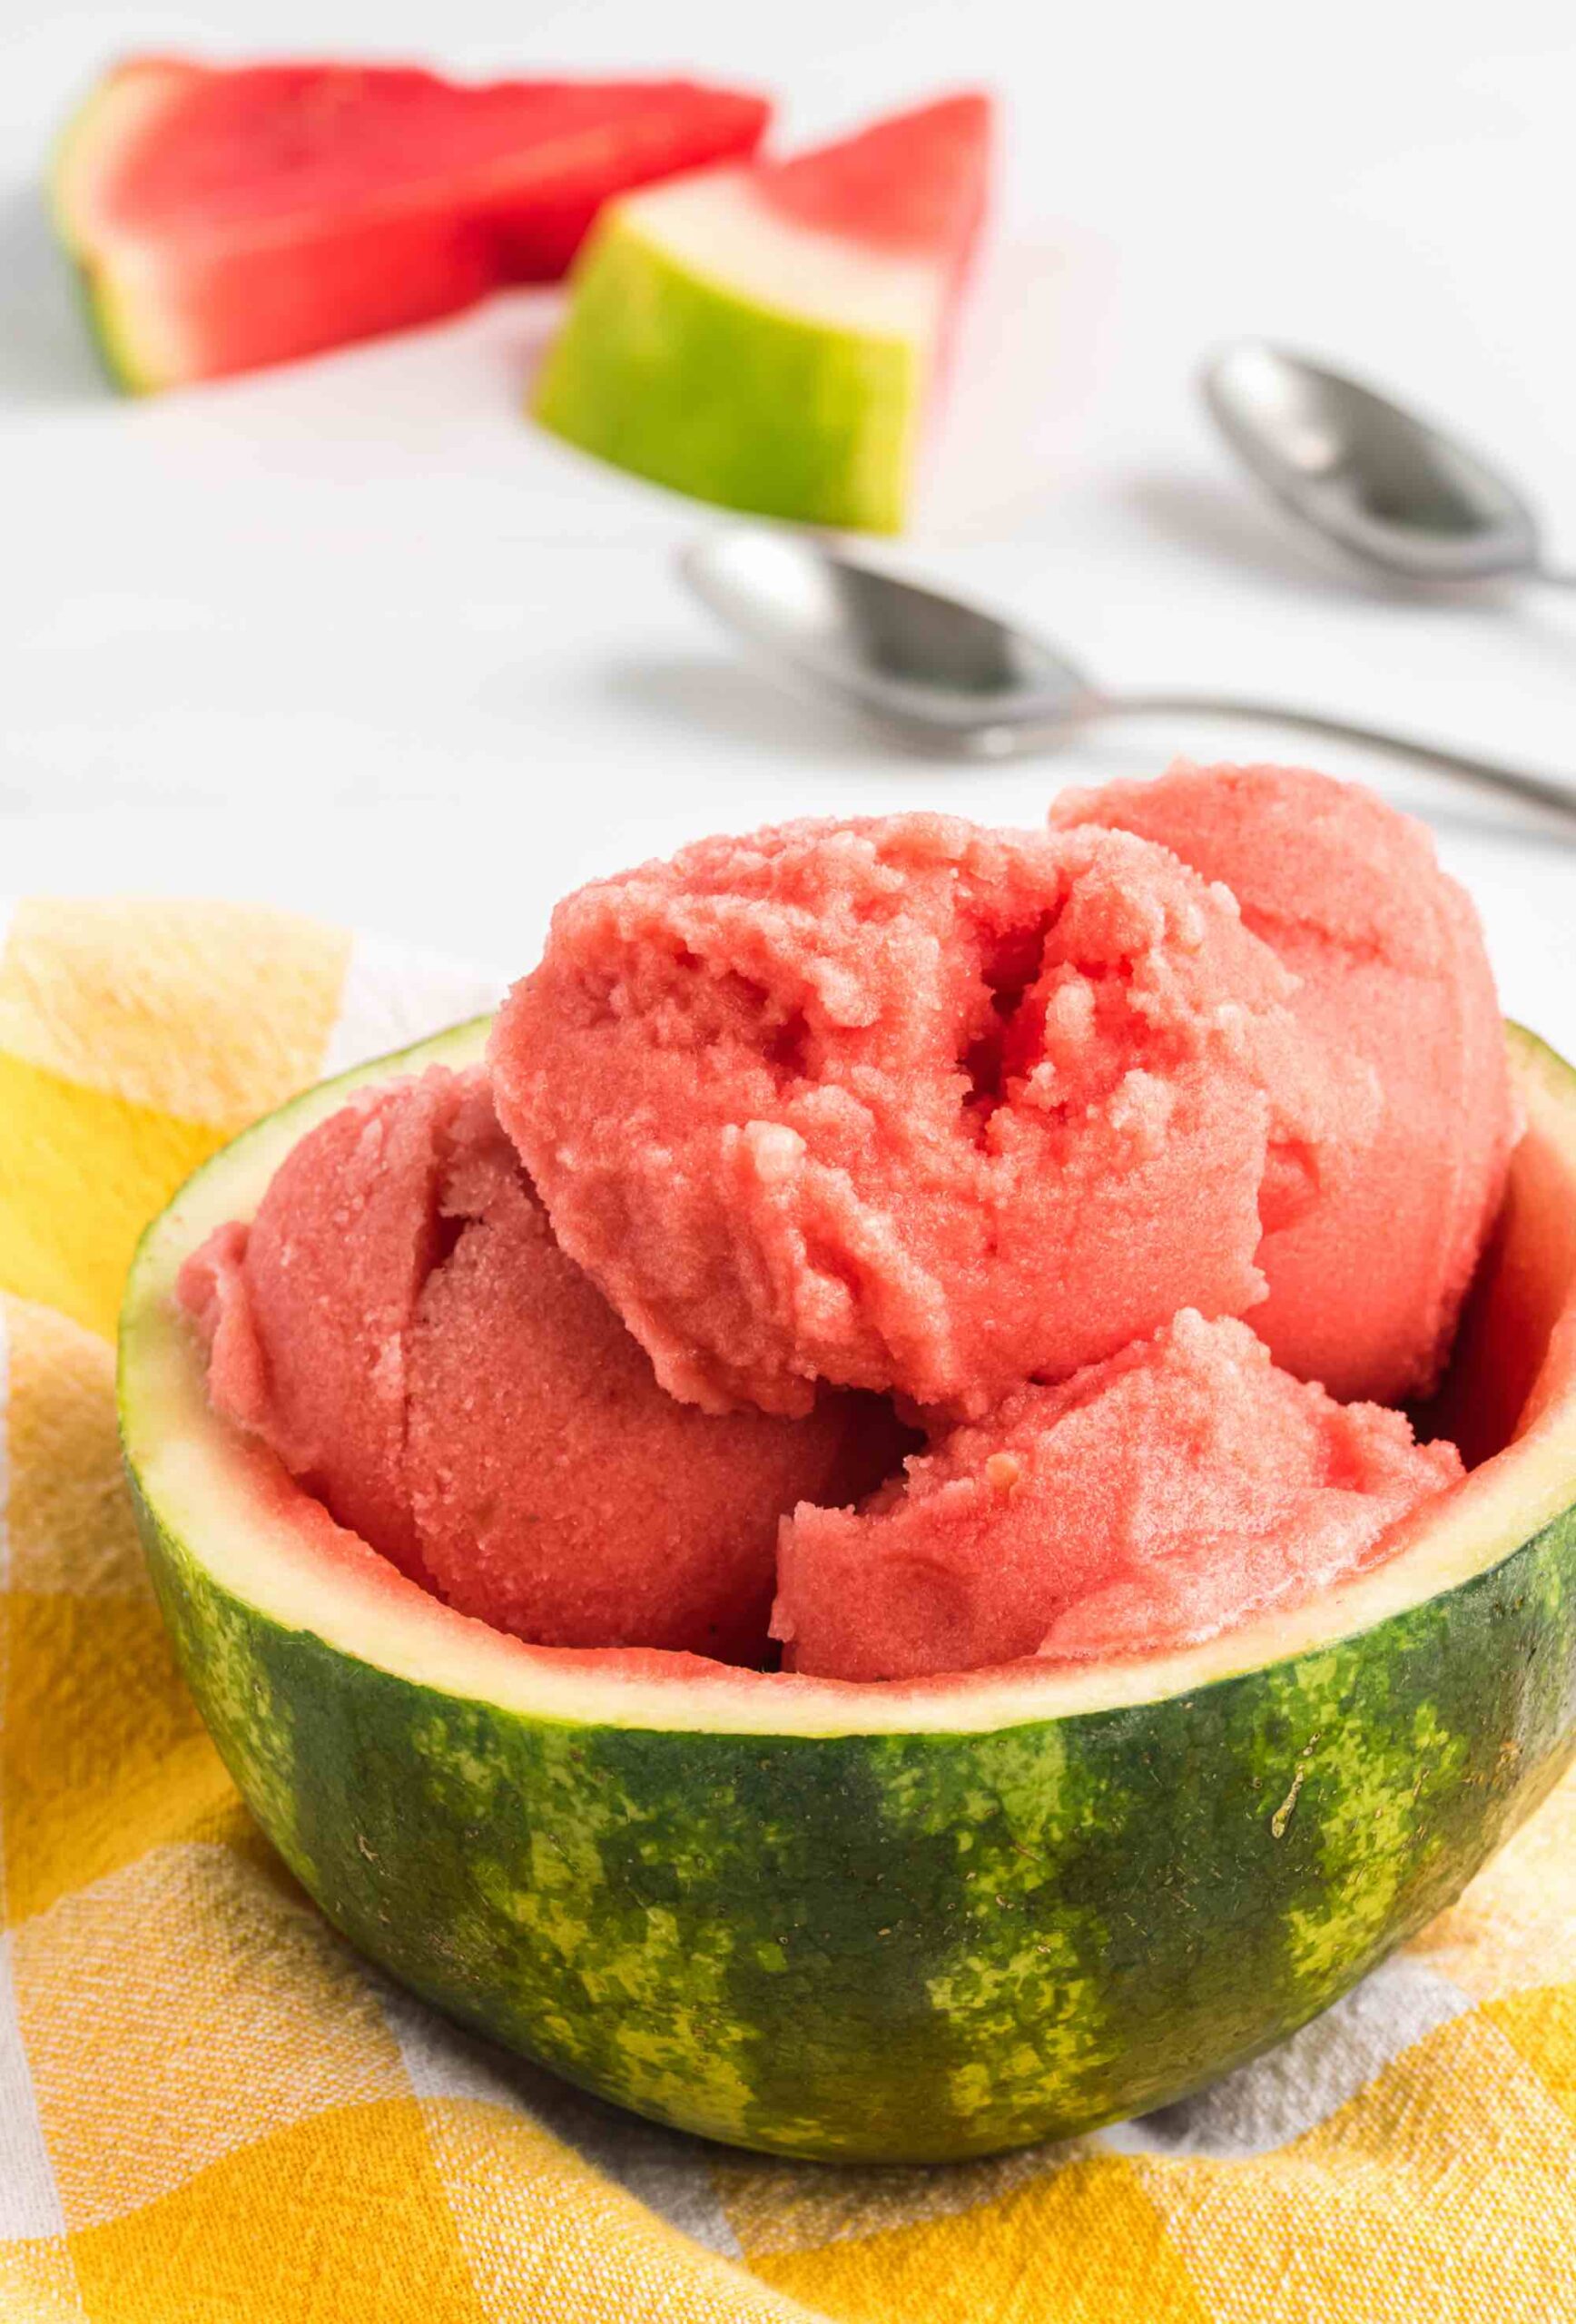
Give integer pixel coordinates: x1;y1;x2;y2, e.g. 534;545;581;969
774;1310;1463;1683
1051;763;1514;1403
490;814;1374;1418
178;1065;902;1664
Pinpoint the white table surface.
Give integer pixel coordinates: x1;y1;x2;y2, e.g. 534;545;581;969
5;1;1576;1050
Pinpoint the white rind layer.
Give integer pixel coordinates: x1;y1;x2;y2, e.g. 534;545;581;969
618;167;943;343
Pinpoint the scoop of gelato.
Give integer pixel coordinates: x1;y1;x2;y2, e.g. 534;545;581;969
178;1066;901;1663
1051;763;1514;1403
773;1310;1463;1682
491;814;1374;1418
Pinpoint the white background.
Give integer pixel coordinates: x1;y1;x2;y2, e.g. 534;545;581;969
4;1;1576;1040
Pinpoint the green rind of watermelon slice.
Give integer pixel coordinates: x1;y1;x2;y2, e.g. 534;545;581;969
119;1018;1576;2162
532;93;992;533
50;56;771;392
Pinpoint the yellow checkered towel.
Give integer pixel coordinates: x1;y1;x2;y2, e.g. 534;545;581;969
1;896;1573;2324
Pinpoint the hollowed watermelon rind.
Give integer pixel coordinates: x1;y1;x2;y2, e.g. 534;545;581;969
119;1020;1576;2162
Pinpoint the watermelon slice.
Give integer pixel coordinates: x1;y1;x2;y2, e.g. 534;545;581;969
532;93;993;532
50;58;771;391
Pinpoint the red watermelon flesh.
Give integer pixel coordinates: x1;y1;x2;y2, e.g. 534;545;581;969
759;93;990;271
52;57;771;389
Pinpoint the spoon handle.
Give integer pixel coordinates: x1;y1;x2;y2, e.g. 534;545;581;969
1095;691;1576;831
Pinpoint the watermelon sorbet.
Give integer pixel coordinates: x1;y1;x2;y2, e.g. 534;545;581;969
179;1066;902;1664
773;1311;1463;1682
1051;762;1513;1405
180;771;1510;1683
491;815;1376;1418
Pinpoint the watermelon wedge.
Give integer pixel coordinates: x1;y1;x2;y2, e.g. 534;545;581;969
120;1019;1576;2162
532;93;993;532
50;58;771;392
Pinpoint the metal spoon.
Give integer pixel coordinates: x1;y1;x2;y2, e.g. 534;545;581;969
680;527;1576;828
1201;340;1574;589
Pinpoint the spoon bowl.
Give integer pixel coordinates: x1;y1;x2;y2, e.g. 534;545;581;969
679;528;1100;746
680;527;1576;827
1201;341;1551;586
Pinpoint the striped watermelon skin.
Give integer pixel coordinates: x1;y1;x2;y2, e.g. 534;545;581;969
120;1023;1576;2162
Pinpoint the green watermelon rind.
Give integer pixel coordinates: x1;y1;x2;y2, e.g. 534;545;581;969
532;204;921;535
118;1020;1576;2162
66;262;161;396
50;64;179;394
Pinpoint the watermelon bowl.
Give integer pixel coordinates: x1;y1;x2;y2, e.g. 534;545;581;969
118;1018;1576;2165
